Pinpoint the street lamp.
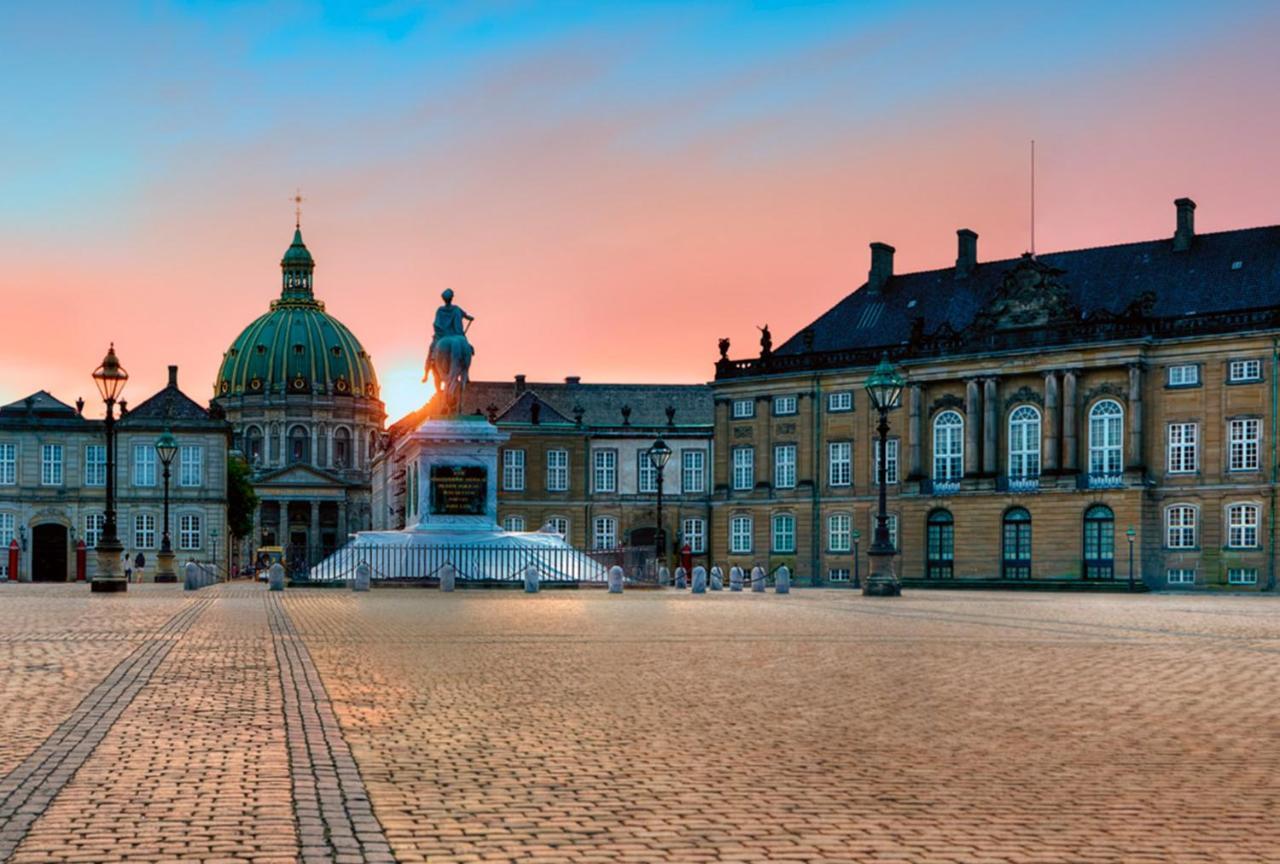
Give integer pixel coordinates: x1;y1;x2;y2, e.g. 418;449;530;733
211;527;220;582
647;438;673;578
91;344;129;593
851;527;861;589
154;429;178;582
1126;526;1136;591
863;354;905;597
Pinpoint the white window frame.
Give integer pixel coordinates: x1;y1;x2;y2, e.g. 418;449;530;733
0;512;14;577
873;438;900;485
771;513;795;554
637;452;658;494
681;518;705;554
827;391;852;413
828;441;852;487
84;512;104;549
1226;503;1260;549
1007;405;1041;479
546;448;569;492
870;511;899;551
732;447;754;491
84;444;106;487
0;443;17;486
178;513;201;551
1165;504;1197;549
730;515;753;554
1167;423;1198;474
546;516;569;538
932;411;964;481
1088;400;1124;476
592;516;617;550
1229;359;1261;382
132;444;156;488
1229;418;1261;472
828;512;851;553
773;395;798;416
134;513;156;550
774;444;797;489
502;449;526;491
41;444;63;486
732;399;755;419
179;444;203;488
827;568;851;582
1167;364;1199;387
681;450;705;494
1228;568;1258;585
502;515;526;532
1166;568;1195;585
593;449;617;493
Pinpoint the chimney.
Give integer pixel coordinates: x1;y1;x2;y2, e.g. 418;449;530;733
167;365;178;389
955;229;978;277
1173;197;1196;252
868;242;895;292
514;374;526;393
564;376;580;385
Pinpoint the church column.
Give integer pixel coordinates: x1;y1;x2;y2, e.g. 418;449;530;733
908;384;923;480
983;377;998;476
278;425;287;468
965;379;981;478
1044;371;1060;473
311;426;319;467
252;500;263;548
309;501;321;557
1128;362;1145;470
337;501;348;545
1062;370;1079;473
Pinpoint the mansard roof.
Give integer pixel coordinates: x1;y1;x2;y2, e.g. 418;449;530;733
718;219;1280;380
120;368;227;431
0;391;82;420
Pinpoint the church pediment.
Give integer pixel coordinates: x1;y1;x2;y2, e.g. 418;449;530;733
255;464;346;488
973;254;1078;331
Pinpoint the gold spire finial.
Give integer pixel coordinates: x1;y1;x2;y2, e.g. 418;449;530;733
292;189;304;228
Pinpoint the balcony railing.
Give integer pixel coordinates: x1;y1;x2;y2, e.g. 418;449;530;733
921;478;961;496
998;474;1041;493
1081;472;1124;490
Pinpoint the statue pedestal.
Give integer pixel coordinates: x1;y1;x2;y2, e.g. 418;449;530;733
404;416;509;535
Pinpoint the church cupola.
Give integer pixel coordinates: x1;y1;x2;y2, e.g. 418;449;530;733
280;226;316;302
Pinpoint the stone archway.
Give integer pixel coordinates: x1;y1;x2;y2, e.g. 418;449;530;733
32;523;69;582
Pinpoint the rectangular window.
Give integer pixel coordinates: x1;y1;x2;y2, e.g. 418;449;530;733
1167;423;1198;474
502;449;526;491
732;447;754;491
828;442;852;487
1228;568;1258;585
1227;504;1260;548
682;518;705;554
132;444;156;487
732;399;755;419
828;391;852;412
637;452;658;493
873;438;900;485
0;443;15;485
546;449;569;492
84;445;106;487
179;445;203;487
828;513;851;552
134;513;156;549
1229;359;1262;382
593;450;617;493
772;514;795;553
681;450;705;494
547;516;568;538
0;513;13;578
730;515;753;554
178;513;201;551
827;568;850;582
774;444;797;489
773;395;798;416
592;516;617;550
1166;568;1195;585
1167;365;1199;387
502;515;525;532
1165;506;1197;549
1229;419;1261;471
870;513;899;551
84;512;104;548
41;444;63;486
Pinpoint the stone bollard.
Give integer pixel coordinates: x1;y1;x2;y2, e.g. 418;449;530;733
729;566;744;591
675;567;687;589
353;561;371;592
268;562;285;592
440;562;456;592
658;566;670;587
710;566;724;591
523;562;540;593
751;566;766;593
184;561;200;591
691;566;707;594
775;565;791;594
608;565;624;594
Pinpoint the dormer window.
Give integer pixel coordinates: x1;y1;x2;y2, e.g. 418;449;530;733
294;344;305;355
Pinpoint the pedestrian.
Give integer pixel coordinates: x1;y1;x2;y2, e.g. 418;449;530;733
134;551;146;584
123;551;133;583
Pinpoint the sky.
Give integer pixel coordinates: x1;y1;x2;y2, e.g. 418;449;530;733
2;1;1279;423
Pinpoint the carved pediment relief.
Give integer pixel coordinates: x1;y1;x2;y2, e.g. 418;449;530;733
1003;386;1044;410
973;254;1079;332
929;393;965;415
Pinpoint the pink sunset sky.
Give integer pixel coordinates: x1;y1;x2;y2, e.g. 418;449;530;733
2;2;1279;423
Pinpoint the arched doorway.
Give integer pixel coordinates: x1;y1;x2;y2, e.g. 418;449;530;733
32;523;69;582
1083;505;1115;580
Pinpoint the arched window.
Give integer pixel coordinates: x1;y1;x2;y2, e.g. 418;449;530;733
546;516;569;539
1166;504;1197;549
1008;406;1041;480
333;427;351;469
926;509;954;579
1226;503;1260;549
245;426;264;465
1002;507;1032;579
288;425;310;465
933;410;964;482
1083;504;1115;580
1088;400;1124;478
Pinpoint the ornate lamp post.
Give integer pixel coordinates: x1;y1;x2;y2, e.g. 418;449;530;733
1126;526;1136;591
154;429;178;582
647;438;673;577
91;345;129;593
210;527;220;582
851;527;861;589
863;354;906;597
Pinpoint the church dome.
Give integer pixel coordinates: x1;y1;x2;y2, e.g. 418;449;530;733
214;227;379;400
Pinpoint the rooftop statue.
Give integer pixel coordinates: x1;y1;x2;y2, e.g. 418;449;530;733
424;288;475;414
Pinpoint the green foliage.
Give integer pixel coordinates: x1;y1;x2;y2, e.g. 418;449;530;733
226;455;259;540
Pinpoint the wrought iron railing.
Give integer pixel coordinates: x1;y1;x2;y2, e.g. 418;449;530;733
299;541;619;585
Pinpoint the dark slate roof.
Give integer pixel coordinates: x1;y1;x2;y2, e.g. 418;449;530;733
775;224;1280;358
0;391;81;419
389;379;714;437
120;386;223;430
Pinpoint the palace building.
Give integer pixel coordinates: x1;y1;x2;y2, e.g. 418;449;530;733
712;198;1280;590
373;376;713;566
213;226;385;568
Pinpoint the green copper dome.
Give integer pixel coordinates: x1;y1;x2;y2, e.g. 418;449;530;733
214;228;379;400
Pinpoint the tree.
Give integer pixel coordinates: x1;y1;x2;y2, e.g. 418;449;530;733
227;454;259;541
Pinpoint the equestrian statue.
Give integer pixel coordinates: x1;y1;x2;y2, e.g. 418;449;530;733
423;288;475;415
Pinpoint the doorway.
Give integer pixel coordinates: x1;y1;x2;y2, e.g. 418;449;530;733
32;523;68;582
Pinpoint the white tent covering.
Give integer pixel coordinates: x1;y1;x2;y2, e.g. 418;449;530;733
307;528;608;583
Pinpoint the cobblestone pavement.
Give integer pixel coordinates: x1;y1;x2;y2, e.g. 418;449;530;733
2;584;1280;863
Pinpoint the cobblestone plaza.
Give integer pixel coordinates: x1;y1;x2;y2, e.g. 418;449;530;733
0;584;1277;863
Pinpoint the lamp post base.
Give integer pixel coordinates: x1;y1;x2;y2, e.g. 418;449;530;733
862;551;901;597
155;549;177;583
92;542;128;594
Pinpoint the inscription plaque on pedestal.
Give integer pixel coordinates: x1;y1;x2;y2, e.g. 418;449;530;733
430;465;488;515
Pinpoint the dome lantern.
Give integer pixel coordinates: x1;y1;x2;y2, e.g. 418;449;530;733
280;228;316;303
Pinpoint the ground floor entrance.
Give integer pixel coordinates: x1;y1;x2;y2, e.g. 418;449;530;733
31;523;68;581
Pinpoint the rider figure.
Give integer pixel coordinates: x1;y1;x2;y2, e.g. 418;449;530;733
424;288;475;388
